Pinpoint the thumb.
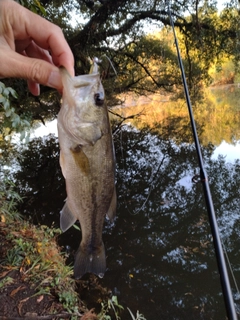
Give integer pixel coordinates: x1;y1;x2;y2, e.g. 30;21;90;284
0;51;62;90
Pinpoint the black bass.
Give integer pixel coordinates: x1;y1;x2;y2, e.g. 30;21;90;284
57;59;116;278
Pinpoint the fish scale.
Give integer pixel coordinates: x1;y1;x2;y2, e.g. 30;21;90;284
57;60;116;278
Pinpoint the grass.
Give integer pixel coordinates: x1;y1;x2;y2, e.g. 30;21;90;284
0;177;147;319
0;178;84;318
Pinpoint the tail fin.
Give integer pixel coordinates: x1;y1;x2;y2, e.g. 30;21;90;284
74;243;106;279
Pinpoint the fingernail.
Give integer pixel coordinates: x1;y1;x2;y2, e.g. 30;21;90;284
27;81;40;96
32;83;40;96
47;70;61;89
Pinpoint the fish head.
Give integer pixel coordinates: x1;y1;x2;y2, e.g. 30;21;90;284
58;67;109;146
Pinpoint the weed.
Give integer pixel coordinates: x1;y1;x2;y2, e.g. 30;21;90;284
0;177;147;320
58;290;79;315
0;178;22;222
127;308;147;320
98;295;124;320
0;185;81;317
0;276;14;289
3;246;24;267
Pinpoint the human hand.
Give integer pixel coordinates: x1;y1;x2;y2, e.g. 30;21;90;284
0;0;74;95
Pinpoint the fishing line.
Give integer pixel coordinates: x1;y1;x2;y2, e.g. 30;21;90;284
223;242;240;296
100;54;118;77
167;2;238;319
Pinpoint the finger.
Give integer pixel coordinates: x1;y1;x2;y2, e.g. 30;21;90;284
9;2;75;76
15;39;32;53
22;43;53;95
17;40;53;65
27;81;40;96
0;49;62;90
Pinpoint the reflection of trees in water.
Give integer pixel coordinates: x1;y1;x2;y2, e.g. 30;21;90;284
115;86;240;147
110;125;240;319
7;125;240;319
13;134;65;225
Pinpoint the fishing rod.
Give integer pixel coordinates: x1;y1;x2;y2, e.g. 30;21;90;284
167;3;238;320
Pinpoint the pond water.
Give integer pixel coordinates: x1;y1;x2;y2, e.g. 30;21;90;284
7;85;240;319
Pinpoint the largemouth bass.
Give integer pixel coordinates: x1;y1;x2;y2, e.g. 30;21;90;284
57;59;116;279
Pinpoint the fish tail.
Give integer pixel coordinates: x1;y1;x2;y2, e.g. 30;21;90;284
74;242;106;279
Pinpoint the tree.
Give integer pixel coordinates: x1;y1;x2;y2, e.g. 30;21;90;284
1;0;239;135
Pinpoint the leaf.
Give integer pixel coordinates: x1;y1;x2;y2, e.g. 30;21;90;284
127;307;136;320
0;82;5;92
37;295;44;303
8;87;18;99
20;131;26;141
11;114;20;127
5;109;12;117
22;119;30;126
25;133;30;143
10;285;26;297
3;87;9;96
0;277;14;289
111;295;124;310
0;95;6;103
112;295;119;305
34;0;47;15
73;224;81;231
3;99;10;110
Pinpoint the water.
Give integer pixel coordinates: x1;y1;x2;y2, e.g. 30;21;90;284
7;85;240;319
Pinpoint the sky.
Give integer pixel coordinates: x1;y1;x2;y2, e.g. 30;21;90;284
211;140;240;162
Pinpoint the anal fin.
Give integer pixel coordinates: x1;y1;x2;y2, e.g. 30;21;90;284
60;201;76;232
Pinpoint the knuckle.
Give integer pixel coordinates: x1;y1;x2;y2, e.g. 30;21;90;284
29;60;48;84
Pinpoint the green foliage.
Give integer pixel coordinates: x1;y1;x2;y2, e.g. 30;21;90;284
0;214;81;316
3;246;24;267
97;295;147;320
0;178;81;317
127;308;147;320
0;178;23;222
98;295;124;320
0;277;14;289
17;0;46;15
0;81;31;141
209;59;235;85
58;290;79;315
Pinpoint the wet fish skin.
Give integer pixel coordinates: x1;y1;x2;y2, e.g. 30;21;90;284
57;64;116;279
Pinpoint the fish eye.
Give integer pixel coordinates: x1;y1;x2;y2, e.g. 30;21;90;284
94;93;104;106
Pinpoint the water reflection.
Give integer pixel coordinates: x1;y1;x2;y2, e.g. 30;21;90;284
104;126;240;319
8;123;240;319
212;140;240;162
4;85;240;319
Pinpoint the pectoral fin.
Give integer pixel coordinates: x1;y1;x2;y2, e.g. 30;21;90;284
71;146;90;175
106;187;117;222
60;201;76;232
